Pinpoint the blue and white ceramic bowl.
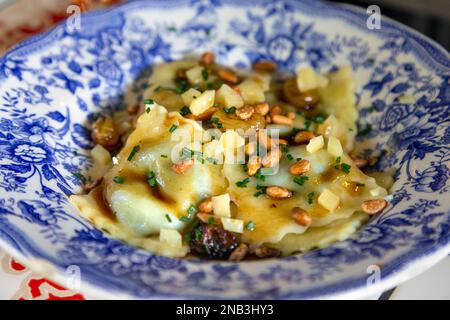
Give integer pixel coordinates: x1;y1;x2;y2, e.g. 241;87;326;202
0;0;449;299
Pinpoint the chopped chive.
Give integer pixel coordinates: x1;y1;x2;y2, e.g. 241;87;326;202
160;154;168;158
180;106;192;116
334;156;342;169
254;191;264;197
146;107;151;113
143;99;154;105
223;106;236;114
236;177;251;188
147;171;157;187
293;176;309;186
128;145;140;161
169;124;178;133
254;170;266;181
307;192;315;204
208;217;216;225
202;68;209;81
73;172;87;184
206;157;218;165
187;205;197;216
154;85;162;92
357;124;372;136
113;176;125;184
245;221;255;231
165;214;172;223
210;117;223;129
286;154;294;161
180;216;190;223
280;144;289;153
341;163;351;174
184;233;192;243
194;228;202;241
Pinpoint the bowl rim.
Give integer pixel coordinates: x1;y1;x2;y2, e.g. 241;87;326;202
0;0;449;299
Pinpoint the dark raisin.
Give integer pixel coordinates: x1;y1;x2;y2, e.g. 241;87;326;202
190;223;239;259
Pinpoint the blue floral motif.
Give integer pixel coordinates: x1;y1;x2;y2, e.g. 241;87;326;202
0;0;448;299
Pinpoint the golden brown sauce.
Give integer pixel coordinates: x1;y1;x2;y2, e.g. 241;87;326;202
342;180;364;196
92;185;117;222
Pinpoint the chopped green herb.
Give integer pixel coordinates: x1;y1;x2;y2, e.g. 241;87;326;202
113;176;125;184
208;217;216;225
128;145;140;161
180;106;192;116
206;157;218;165
202;68;209;81
293;176;309;186
160;154;168;158
184;233;191;243
223;106;236;114
169;124;178;133
340;163;351;174
204;244;211;255
147;171;157;187
280;144;289;153
154;85;162;92
254;170;266;181
175;77;190;94
307;192;315;204
254;185;267;197
165;214;172;223
180;216;190;223
187;205;197;216
73;172;87;184
181;147;194;159
253;191;264;197
334;156;342;169
242;164;249;172
210;117;223;129
286;154;294;161
245;221;255;231
146;107;151;113
143;99;154;105
367;106;375;113
194;228;202;241
236;177;251;188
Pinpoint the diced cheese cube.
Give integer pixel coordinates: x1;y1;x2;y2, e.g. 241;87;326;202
318;189;340;211
251;71;271;92
221;218;244;233
327;136;343;157
181;88;202;107
91;144;111;165
219;130;245;150
237;79;265;104
186;65;205;85
215;84;244;108
159;229;182;248
212;193;231;218
296;67;328;92
370;187;386;197
189;90;215;115
306;135;324;153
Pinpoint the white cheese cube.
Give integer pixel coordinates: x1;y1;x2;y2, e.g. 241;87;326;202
327;136;343;157
181;88;202;107
306;135;324;153
221;218;244;233
189;90;215;116
296;67;328;92
318;189;340;211
91;144;111;165
216;84;244;108
159;229;182;248
212;193;231;218
237;79;265;104
186;65;205;85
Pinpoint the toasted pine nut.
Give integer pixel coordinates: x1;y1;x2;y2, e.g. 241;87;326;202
352;157;369;169
272;114;293;126
171;158;194;174
229;243;249;261
262;149;281;168
270;105;282;115
291;207;312;226
361;199;387;215
252;60;277;72
254;103;270;116
247;155;262;176
197;212;219;224
294;131;315;144
236;105;255;120
277;138;288;145
265;115;272;124
289;159;311;175
255;246;282;258
198;198;213;213
217;69;238;84
286;111;296;119
266;186;292;199
200;51;215;65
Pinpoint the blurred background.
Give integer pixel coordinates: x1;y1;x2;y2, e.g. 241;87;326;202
0;0;449;55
